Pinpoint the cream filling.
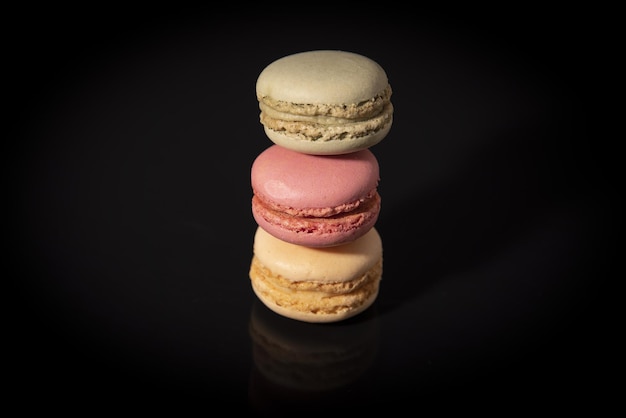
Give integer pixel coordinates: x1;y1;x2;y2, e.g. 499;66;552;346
260;102;364;124
257;84;392;119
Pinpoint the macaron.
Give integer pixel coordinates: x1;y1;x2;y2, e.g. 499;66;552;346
249;226;383;323
256;50;393;155
251;144;381;248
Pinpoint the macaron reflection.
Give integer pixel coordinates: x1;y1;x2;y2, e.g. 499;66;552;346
248;300;380;411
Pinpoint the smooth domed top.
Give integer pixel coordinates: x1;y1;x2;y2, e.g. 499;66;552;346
251;145;379;209
253;226;382;282
256;50;389;105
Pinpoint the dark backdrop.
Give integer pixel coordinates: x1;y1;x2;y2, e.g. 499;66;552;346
7;6;613;413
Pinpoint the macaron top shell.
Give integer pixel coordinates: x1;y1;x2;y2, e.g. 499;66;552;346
256;50;389;105
251;145;379;212
252;226;382;283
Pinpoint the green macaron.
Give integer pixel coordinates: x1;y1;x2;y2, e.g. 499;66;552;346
255;50;393;155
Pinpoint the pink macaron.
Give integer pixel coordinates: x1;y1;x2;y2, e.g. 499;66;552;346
251;145;381;247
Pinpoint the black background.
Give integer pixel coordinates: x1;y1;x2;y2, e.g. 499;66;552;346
7;6;614;413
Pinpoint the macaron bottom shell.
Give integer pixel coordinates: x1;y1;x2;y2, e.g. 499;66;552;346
250;257;381;323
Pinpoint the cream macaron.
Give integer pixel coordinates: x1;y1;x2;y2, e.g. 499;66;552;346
249;226;383;323
256;50;393;155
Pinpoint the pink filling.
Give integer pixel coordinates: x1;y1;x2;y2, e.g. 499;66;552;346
252;191;381;235
254;188;378;218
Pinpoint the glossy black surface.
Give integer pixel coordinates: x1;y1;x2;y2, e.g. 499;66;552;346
9;8;610;413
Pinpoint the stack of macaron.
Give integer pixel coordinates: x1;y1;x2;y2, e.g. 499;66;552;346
249;50;393;323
